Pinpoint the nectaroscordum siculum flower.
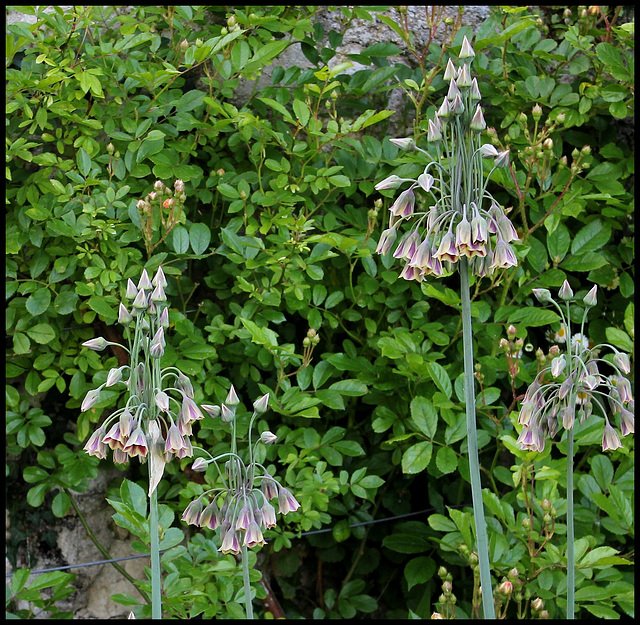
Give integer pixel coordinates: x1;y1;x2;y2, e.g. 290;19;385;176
182;389;300;556
375;36;518;282
518;282;634;453
81;266;208;494
518;281;633;620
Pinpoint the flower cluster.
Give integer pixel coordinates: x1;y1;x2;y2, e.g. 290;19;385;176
375;36;518;280
82;267;204;494
517;282;634;453
182;387;300;554
136;179;187;256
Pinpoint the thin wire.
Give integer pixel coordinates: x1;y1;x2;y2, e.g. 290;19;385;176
5;503;470;578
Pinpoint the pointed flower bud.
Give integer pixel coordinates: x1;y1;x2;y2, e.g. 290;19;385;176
192;457;209;472
417;172;434;192
457;63;472;88
470;104;486;131
202;404;221;419
376;227;397;255
443;58;457;81
470;77;482;101
551;355;566;378
125;279;138;300
82;337;108;351
155;390;170;412
613;352;631;375
449;93;465;115
480;143;499;158
150;283;166;303
225;385;240;406
152;266;167;288
132;288;148;310
106;366;125;387
253;393;270;414
259;430;278;445
375;175;404;191
583;285;597;307
159;306;170;328
137;269;152;291
459;35;475;59
558;280;574;300
437;97;451;119
81;388;101;412
427;118;442;142
389;137;416;151
446;79;461;102
532;288;553;303
118;303;133;326
495;150;510;168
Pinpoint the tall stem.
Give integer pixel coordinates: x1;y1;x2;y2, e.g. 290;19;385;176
459;257;495;619
566;427;575;619
241;544;254;619
149;488;162;619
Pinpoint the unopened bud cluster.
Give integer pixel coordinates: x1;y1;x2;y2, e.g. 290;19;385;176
517;282;633;453
137;179;187;255
375;36;518;281
183;387;300;555
83;267;205;494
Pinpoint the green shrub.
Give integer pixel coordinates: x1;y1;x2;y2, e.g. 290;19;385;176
6;5;633;619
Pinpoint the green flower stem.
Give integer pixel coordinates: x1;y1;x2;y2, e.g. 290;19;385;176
241;544;254;619
459;257;495;619
566;426;575;619
149;487;162;619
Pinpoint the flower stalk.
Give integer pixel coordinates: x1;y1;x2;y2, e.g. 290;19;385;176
375;36;505;618
184;389;300;619
520;282;634;618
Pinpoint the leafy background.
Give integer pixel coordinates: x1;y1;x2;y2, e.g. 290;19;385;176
6;5;634;619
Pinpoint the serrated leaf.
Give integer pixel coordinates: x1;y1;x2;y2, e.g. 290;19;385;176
435;446;457;474
25;289;51;316
26;323;56;344
410;396;437;438
605;327;633;352
428;362;451;398
507;307;560;327
87;296;117;321
401;441;432;474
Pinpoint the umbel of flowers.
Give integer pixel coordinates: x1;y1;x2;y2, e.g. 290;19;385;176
182;387;300;555
518;281;634;452
375;35;518;280
82;266;203;495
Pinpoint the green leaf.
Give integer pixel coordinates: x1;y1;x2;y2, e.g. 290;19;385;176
12;332;31;354
382;532;431;554
507;307;560;327
26;324;56;344
52;490;71;517
605;327;633;352
172;225;190;254
410;396;437;438
435;446;458;474
292;99;311;127
560;253;607;272
189;222;211;255
570;220;611;255
427;513;456;533
87;296;117;321
427;362;452;398
25;289;51;316
401;441;432;474
328;379;367;396
76;148;91;177
404;556;436;591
